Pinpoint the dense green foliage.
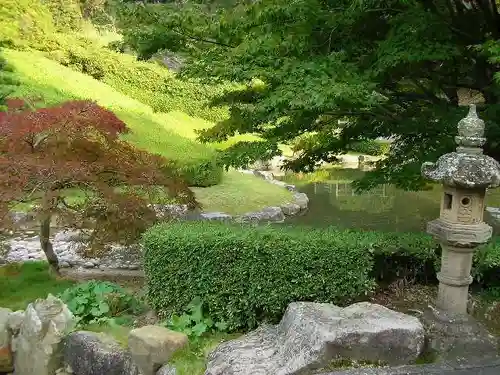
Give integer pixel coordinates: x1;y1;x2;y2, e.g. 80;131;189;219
119;0;500;191
45;37;232;122
144;222;377;330
164;297;228;340
59;281;143;326
143;222;500;330
349;140;391;157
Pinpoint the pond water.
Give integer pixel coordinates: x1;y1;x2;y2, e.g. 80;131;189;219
280;169;500;233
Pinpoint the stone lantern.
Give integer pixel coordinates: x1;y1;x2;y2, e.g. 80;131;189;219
422;104;500;316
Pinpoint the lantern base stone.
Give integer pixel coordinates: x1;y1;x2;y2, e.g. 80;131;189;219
420;307;499;362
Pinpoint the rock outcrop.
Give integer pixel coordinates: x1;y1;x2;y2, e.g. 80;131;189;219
128;325;188;375
205;302;425;375
64;331;140;375
12;294;75;375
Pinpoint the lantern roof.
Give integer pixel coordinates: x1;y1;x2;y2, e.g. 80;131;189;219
421;105;500;189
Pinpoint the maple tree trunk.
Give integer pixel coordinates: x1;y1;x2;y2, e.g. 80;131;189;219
39;207;59;275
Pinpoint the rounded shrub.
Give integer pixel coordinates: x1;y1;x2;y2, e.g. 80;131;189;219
143;222;376;331
348;140;390;156
180;159;223;187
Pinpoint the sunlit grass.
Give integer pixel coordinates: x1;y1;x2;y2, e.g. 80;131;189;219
0;262;75;310
192;170;292;215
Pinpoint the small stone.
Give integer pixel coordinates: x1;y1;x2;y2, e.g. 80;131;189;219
7;310;23;335
199;212;233;221
83;261;95;269
293;192;309;210
59;261;70;268
128;265;140;270
128;325;188;375
156;364;177;375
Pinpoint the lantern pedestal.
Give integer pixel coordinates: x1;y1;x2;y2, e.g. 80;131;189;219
422;104;500;316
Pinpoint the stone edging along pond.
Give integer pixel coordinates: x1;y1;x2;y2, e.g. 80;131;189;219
0;169;309;271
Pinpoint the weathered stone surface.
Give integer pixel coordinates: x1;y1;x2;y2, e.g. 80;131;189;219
64;331;140;375
0;307;13;372
253;170;274;181
205;302;425;375
293;192;309;210
321;357;500;375
128;325;188;375
7;310;24;335
199;212;233;222
420;307;499;362
421;106;500;189
280;203;301;216
12;294;75;375
421;151;500;189
157;364;178;375
237;206;285;223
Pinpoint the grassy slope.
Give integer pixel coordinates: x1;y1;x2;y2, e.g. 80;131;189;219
3;49;292;214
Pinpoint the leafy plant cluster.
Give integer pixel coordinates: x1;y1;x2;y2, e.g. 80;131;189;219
163;297;228;340
143;221;500;331
59;280;143;326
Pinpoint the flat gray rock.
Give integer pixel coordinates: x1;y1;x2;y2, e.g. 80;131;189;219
205;302;425;375
157;364;177;375
63;331;140;375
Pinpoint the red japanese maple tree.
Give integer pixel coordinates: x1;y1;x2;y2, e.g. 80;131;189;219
0;99;196;273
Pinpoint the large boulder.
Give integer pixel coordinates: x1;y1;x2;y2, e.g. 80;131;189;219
12;294;75;375
205;302;425;375
280;203;301;216
293;193;309;210
0;307;13;372
63;331;140;375
128;325;188;375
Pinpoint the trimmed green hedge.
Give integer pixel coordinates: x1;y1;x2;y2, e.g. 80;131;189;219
143;223;376;330
143;222;500;331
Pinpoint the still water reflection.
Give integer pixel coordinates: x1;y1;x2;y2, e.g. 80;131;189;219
284;181;439;232
282;180;488;233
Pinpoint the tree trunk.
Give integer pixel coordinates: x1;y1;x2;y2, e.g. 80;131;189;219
39;208;59;275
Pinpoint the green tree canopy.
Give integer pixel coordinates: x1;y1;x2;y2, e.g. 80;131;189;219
118;0;500;190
